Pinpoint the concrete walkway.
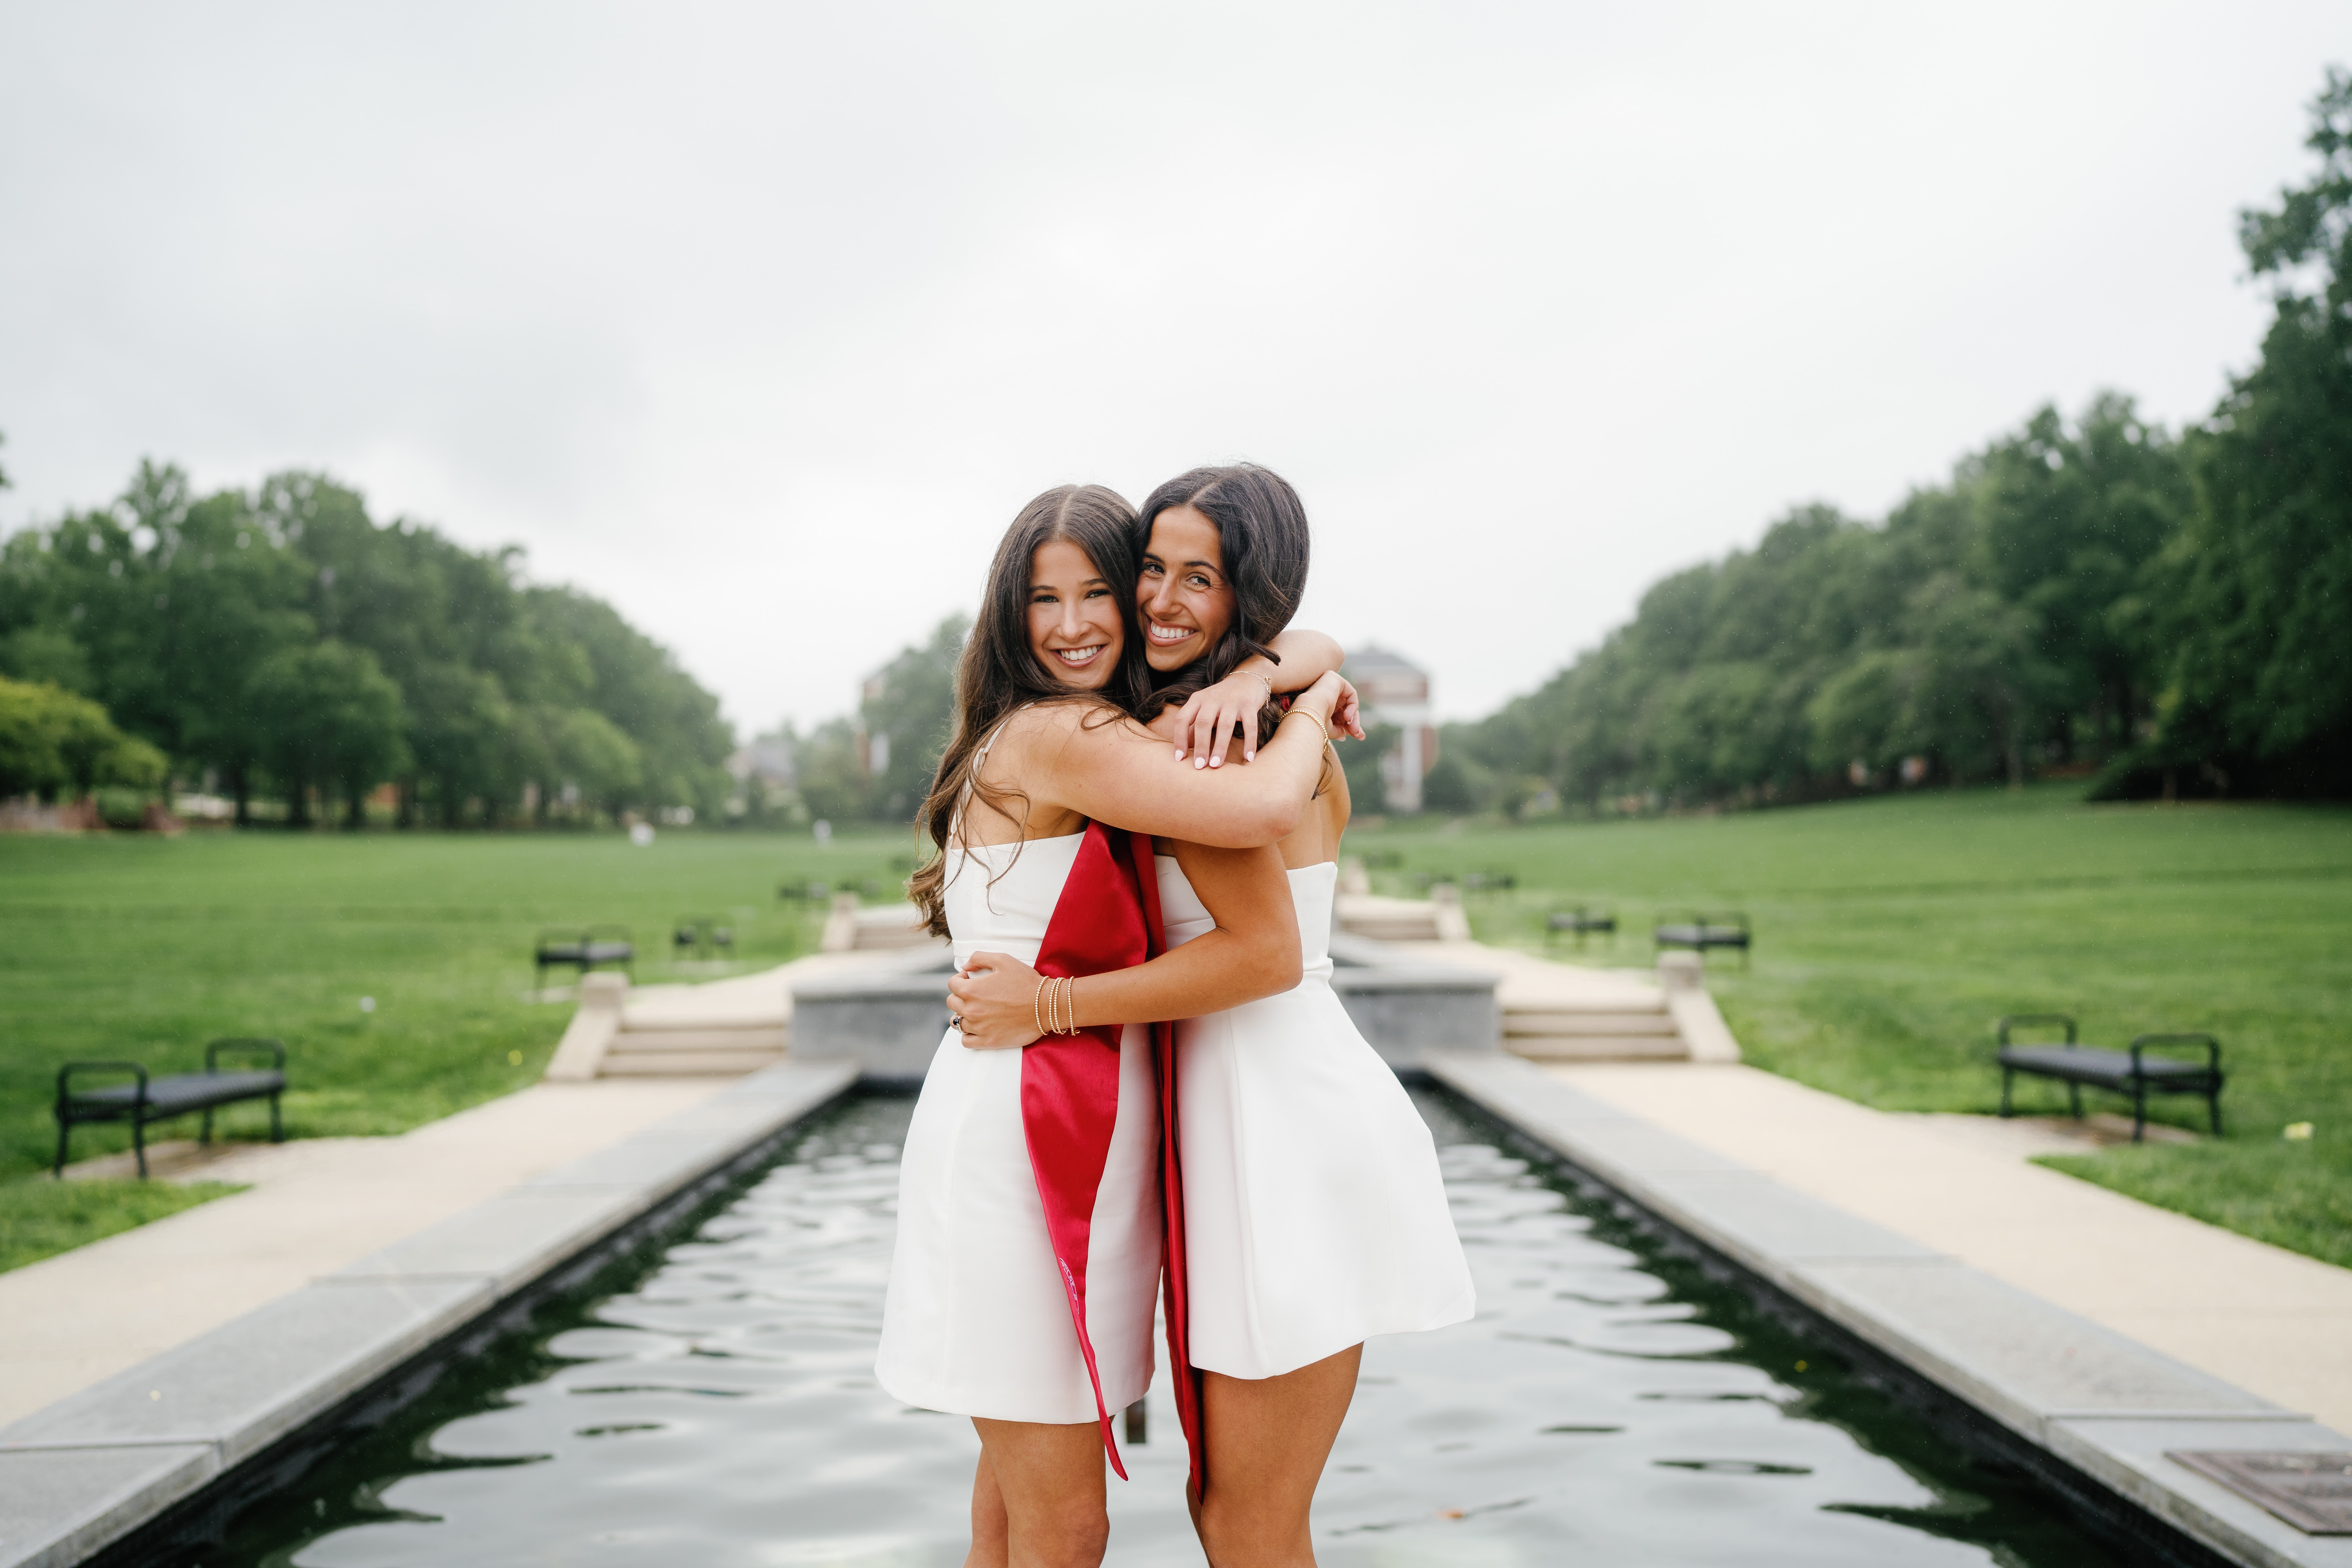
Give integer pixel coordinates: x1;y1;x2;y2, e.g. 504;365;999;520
0;1076;732;1429
1546;1062;2352;1436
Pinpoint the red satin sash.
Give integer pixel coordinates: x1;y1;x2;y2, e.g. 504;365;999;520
1129;829;1207;1495
1019;822;1203;1490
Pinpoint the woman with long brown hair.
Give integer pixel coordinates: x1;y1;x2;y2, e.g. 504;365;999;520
875;483;1348;1568
1132;464;1473;1566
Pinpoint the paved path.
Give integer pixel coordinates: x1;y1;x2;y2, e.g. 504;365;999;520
1547;1062;2352;1435
0;1077;731;1428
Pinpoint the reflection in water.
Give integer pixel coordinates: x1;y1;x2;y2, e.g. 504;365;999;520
209;1090;2119;1567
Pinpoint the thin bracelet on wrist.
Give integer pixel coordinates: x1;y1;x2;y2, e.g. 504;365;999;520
1033;976;1048;1040
1281;707;1329;744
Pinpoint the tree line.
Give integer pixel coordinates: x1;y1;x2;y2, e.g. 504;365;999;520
0;463;732;826
1437;69;2352;815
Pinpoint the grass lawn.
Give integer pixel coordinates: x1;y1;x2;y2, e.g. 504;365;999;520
0;825;918;1270
4;791;2346;1276
1348;785;2352;1269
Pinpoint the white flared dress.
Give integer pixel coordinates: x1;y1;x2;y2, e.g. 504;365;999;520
874;832;1162;1424
1161;857;1476;1379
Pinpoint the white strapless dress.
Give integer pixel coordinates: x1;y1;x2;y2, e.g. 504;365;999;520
875;834;1161;1424
1160;857;1475;1379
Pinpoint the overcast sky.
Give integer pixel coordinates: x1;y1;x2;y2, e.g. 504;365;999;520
3;3;2344;732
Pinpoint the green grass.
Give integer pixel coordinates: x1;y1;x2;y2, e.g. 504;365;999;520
0;1180;246;1274
6;795;2348;1275
0;825;918;1269
1350;786;2352;1269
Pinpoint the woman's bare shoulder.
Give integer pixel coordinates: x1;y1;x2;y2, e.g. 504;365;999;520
1003;699;1154;751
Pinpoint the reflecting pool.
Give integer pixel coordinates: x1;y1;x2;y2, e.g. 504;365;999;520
199;1089;2123;1566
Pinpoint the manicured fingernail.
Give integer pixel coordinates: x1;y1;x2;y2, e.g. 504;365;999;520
1194;757;1205;768
1209;756;1221;767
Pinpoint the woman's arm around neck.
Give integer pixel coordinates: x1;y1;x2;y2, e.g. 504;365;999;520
1007;673;1342;849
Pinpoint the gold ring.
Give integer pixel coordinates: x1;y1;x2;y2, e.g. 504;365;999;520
948;1013;965;1031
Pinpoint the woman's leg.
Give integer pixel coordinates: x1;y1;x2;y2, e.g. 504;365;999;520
966;1417;1110;1568
1193;1343;1363;1568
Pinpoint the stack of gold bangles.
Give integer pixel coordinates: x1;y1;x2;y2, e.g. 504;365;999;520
1032;973;1081;1037
1281;706;1328;742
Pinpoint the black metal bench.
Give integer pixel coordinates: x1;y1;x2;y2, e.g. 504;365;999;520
1995;1013;2224;1142
535;925;634;987
1655;911;1751;966
672;916;735;962
54;1038;286;1178
1546;907;1617;947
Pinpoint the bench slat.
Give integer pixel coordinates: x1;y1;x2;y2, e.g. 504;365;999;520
1997;1045;2214;1085
63;1071;286;1118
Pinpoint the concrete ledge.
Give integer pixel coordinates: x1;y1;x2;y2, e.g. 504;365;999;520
1325;933;1500;1068
0;1445;216;1568
543;971;628;1080
790;961;953;1082
0;1061;858;1568
1424;1051;2352;1568
787;939;1507;1077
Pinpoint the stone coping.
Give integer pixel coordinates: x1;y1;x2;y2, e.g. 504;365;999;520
1424;1052;2352;1568
0;1062;858;1568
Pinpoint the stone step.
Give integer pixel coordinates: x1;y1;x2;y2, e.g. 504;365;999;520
1506;1035;1693;1062
610;1027;790;1053
598;1048;787;1076
1505;1011;1680;1037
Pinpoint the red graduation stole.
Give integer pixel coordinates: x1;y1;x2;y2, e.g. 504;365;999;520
1020;823;1202;1489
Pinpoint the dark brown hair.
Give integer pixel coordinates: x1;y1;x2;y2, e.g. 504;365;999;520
907;485;1147;937
1134;463;1312;738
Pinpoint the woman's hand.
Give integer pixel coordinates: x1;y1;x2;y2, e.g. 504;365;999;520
1331;676;1366;741
947;951;1046;1050
1291;670;1345;731
1171;668;1276;768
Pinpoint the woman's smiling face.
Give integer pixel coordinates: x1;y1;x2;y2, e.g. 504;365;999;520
1137;505;1234;673
1027;538;1125;689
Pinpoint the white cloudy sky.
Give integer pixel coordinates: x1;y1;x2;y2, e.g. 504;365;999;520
2;3;2343;731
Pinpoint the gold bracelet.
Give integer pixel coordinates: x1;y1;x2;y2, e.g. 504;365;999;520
1281;706;1329;744
1033;976;1048;1040
1064;975;1079;1034
1057;975;1074;1034
1247;668;1274;703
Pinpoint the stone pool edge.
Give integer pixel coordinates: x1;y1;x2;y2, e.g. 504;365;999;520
1423;1051;2352;1568
0;1061;860;1568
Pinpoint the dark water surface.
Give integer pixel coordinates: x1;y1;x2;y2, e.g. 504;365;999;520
205;1089;2122;1567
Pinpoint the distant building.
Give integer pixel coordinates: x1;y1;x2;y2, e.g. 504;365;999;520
857;666;889;777
727;738;797;791
1346;645;1438;812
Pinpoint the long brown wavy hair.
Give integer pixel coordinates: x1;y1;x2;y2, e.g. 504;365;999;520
907;484;1148;938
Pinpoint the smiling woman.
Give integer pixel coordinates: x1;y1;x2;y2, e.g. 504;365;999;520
1028;538;1126;681
882;481;1347;1567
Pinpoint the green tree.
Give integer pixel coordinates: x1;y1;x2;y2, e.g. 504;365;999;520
0;677;165;800
1970;397;2185;761
2151;68;2352;791
859;615;968;822
530;704;643;823
1341;722;1399;814
245;642;408;827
